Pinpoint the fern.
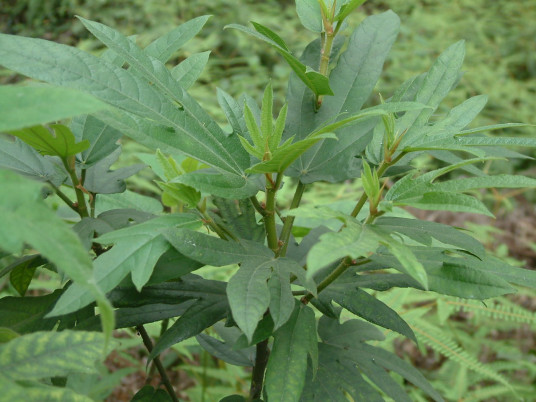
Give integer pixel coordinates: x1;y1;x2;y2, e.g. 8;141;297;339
409;318;514;392
441;297;536;324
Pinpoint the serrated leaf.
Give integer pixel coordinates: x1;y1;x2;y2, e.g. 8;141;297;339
325;286;417;342
225;23;332;97
0;32;246;174
48;214;201;317
171;51;211;89
227;258;274;341
375;216;485;258
171;170;263;199
164;228;272;266
0;330;104;380
265;302;317;401
0;85;108;132
0;138;66;186
10;124;89;158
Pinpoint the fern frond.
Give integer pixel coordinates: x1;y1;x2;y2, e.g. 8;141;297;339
410;318;515;393
444;297;536;324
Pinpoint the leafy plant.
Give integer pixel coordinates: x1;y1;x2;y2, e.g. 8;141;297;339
0;0;535;400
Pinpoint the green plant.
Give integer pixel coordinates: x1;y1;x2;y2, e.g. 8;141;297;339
1;0;536;400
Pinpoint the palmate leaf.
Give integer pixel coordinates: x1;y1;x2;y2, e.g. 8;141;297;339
0;31;247;175
71;114;123;168
265;301;317;402
0;330;105;381
0;170;114;337
82;147;145;194
0;375;93;402
0;85;108;133
302;317;443;402
212;197;265;243
225;22;332;97
10;124;89;158
0;138;66;186
48;214;201;317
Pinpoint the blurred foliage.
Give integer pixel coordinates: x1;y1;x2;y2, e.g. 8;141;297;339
3;0;535;133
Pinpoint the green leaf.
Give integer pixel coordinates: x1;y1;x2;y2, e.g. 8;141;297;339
398;41;466;145
318;316;385;343
246;132;336;174
335;0;367;22
95;190;163;215
0;330;104;380
49;214;201;317
0;376;93;402
212;197;265;243
325;286;417;342
144;15;211;63
164;228;272;266
196;333;254;367
225;23;332;97
295;0;323;32
430;262;516;299
146;299;226;357
287;12;402;182
0;33;245;175
9;261;38;296
83;147;145;194
0;85;108;132
171;170;263;199
265;302;317;402
10;124;89;158
71;114;122;168
0;170;113;337
268;269;296;330
0;138;66;186
0;290;60;333
131;385;173;402
375;217;485;259
171;51;211;89
227;258;274;341
395;191;494;217
306;223;379;278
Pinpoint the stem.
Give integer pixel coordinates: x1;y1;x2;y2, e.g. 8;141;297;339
197;208;233;240
248;338;270;401
264;185;278;253
250;196;268;217
62;157;89;218
276;181;306;257
136;325;179;402
48;182;78;213
301;258;370;304
316;22;336;109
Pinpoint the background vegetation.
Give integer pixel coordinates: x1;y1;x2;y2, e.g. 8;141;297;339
1;0;535;400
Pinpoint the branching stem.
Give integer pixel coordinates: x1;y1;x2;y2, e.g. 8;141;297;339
136;325;179;402
276;180;306;257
